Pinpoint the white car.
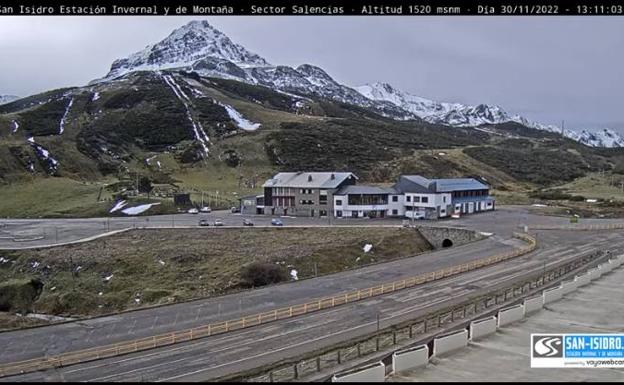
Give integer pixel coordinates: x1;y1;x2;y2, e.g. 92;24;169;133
200;206;211;213
188;208;199;214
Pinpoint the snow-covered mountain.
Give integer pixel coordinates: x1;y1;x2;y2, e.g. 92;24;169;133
356;82;624;148
93;20;623;148
0;95;19;105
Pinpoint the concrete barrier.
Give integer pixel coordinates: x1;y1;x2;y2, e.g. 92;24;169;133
392;345;429;373
575;273;591;287
433;329;468;356
589;268;602;281
543;285;563;304
523;296;543;314
470;316;497;341
497;304;524;327
603;260;615;273
332;362;385;382
561;279;579;295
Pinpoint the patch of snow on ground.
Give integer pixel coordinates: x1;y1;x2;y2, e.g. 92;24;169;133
92;92;100;101
363;244;373;253
290;269;298;280
219;103;261;131
11;120;18;134
0;257;9;264
531;204;547;207
59;97;74;134
121;202;161;215
27;137;35;143
156;161;162;169
109;200;127;213
104;274;114;282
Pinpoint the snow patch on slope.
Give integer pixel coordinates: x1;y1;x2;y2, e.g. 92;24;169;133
217;102;261;131
58;97;74;134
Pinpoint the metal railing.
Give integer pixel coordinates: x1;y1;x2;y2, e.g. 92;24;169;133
0;233;536;378
529;223;624;231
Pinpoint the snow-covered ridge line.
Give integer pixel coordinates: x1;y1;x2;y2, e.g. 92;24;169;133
59;97;74;135
355;82;624;147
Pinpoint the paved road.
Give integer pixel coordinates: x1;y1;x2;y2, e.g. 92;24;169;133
0;235;521;364
389;262;624;382
1;206;623;381
1;205;620;249
4;229;622;382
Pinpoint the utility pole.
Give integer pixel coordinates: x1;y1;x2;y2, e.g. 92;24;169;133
136;171;139;195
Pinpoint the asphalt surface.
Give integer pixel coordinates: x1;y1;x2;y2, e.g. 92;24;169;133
0;206;622;381
389;261;624;382
0;205;620;250
0;235;521;364
3;229;622;382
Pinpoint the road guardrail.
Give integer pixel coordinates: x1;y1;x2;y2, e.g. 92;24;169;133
0;233;536;378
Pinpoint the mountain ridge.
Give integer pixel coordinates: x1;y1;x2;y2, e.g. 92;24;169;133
89;20;623;147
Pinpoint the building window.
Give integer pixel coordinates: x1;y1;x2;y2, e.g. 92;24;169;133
319;190;327;204
406;196;411;202
422;197;429;203
308;189;313;194
443;196;446;203
392;209;398;215
300;188;304;194
414;196;421;203
336;210;342;217
336;199;343;206
392;196;398;202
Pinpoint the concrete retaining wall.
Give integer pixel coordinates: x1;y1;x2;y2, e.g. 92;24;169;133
589;268;602;280
561;279;579;295
433;329;468;356
523;296;543;314
543;285;563;304
603;260;615;273
469;316;497;341
575;273;591;287
415;226;483;249
392;345;428;373
497;304;524;327
332;362;385;382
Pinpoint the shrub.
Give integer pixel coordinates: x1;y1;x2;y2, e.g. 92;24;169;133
239;262;289;288
0;278;43;313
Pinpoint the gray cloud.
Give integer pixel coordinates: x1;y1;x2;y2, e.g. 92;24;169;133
0;16;622;132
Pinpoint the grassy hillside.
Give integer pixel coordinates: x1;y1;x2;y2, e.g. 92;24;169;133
0;70;622;217
0;228;432;318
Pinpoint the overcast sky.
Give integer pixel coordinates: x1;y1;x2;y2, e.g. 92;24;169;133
1;16;622;132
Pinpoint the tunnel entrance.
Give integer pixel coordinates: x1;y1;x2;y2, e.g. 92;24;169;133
441;238;453;248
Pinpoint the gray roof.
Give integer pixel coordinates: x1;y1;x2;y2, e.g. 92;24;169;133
394;175;489;193
262;172;358;189
334;185;397;196
431;178;489;192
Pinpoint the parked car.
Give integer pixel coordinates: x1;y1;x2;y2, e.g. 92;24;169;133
271;218;283;226
230;206;241;213
200;206;212;213
214;219;224;226
198;219;210;226
243;219;254;227
188;208;199;214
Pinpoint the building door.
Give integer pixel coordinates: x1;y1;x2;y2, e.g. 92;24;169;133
310;209;315;217
468;202;474;213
